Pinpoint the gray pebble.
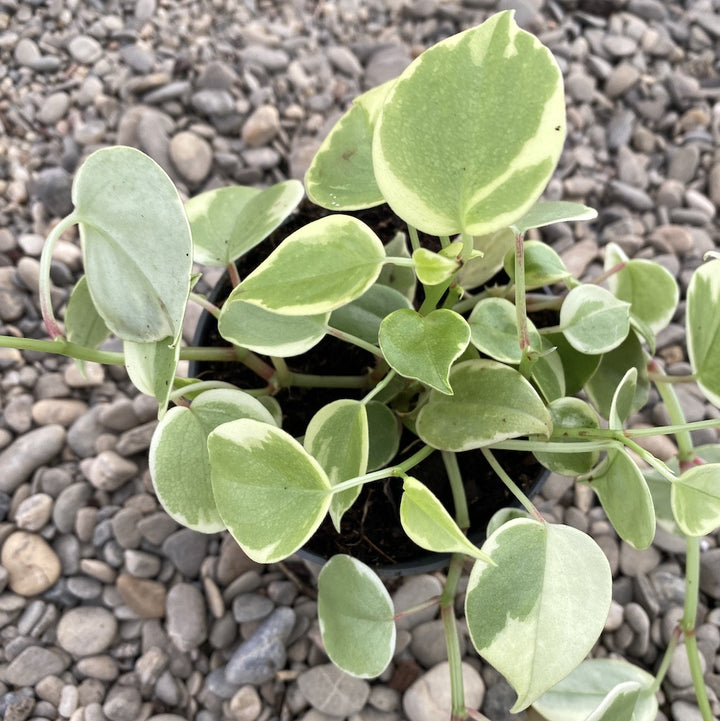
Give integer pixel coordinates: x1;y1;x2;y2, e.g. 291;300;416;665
115;421;157;456
68;406;105;458
103;684;142;721
240;45;290;72
84;451;138;491
68;35;104;64
14;37;40;66
14;493;53;531
205;667;242;699
668;643;704;688
393;575;442;631
162;528;208;578
403;662;484;721
327;46;363;77
192;89;236;118
166;582;208;651
52;482;92;534
111;507;143;549
619;542;661;577
0;425;66;493
3;646;69;685
124;549;162;577
232;593;274;623
699;548;720;600
138;511;179;545
364;45;412;88
169;131;213;186
56;606;117;656
410;618;466;668
37;92;71;125
4;396;34;435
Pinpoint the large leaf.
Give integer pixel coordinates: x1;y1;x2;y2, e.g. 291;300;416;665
317;555;396;678
560;285;631;355
219;300;329;357
512;201;597;234
232;215;386;315
149;389;276;532
688;258;720;406
533;659;657;721
465;519;612;711
416;359;552;451
208;419;332;563
400;477;492;561
304;401;369;532
605;243;678;335
378;309;470;394
305;81;395;210
672;463;720;537
187;181;304;266
372;11;565;237
72;146;192;343
584;449;655;550
124;337;180;418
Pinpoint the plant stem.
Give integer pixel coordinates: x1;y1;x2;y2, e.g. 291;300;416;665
492;439;620;454
650;359;695;463
289;372;371;390
227;261;241;288
271;356;292;387
553;419;720;439
189;292;221;318
481;448;542;521
650;626;681;694
408;225;421;252
362;369;398;404
513;231;531;378
327;326;382;356
0;335;125;364
442;451;470;531
441;553;468;721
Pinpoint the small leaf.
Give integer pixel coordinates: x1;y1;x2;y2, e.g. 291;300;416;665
73;146;193;343
219;300;329;357
511;201;597;234
485;507;530;538
584;682;645;721
400;477;493;561
465;520;612;711
609;368;637;430
457;227;515;291
65;276;110;350
672;463;720;537
532;658;657;721
209;419;332;563
546;331;601;396
412;248;461;285
378;309;470;394
503;240;571;289
318;555;396;678
530;338;566;403
688;258;720;406
378;232;416;300
187;180;304;266
149;389;276;533
585;449;655;549
366;402;401;471
124;337;180;418
468;297;540;364
535;397;600;476
304;401;369;532
233;215;386;315
416;359;552;451
560;285;631;355
605;242;679;335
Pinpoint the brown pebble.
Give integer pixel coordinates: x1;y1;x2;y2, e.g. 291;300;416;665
116;573;167;618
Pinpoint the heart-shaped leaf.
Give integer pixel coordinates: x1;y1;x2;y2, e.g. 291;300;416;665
318;555;396;678
416;359;552;451
465;519;612;711
412;248;461;285
400;477;492;561
72;146;193;343
124;337;180;418
503;240;571;289
546;331;601;396
378;309;470;394
672;463;720;537
233;215;386;315
305;401;369;532
585;448;655;549
149;389;277;533
366;401;401;471
688;258;720;406
530;338;566;403
560;285;631;355
512;201;597;234
373;11;565;236
532;659;657;721
219;300;329;357
187;180;304;266
208;419;332;563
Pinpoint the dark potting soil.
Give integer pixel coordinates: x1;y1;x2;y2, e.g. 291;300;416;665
190;201;546;569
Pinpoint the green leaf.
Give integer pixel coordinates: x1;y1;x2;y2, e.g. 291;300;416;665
546;331;601;396
318;555;395;678
511;201;597;234
187;181;303;266
688;258;720;406
305;81;394;211
503;240;571;289
412;248;461;285
378;232;416;300
124;337;180;418
584;333;649;420
233;215;386;315
219;299;329;357
400;477;493;561
330;283;412;346
560;285;631;355
366;401;401;471
535;397;600;476
530;338;566;403
468;297;540;364
378;309;470;394
208;419;332;563
305;401;369;532
465;519;611;711
605;242;679;335
609;367;637;430
585;449;655;549
65;276;110;350
457;227;515;291
416;359;552;451
672;463;720;537
73;146;192;343
532;659;657;721
149;389;276;533
584;682;647;721
373;11;565;236
486;507;530;538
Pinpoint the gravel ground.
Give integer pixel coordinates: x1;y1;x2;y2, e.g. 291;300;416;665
1;1;720;720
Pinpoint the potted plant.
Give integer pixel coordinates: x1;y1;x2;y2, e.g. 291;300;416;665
3;10;720;721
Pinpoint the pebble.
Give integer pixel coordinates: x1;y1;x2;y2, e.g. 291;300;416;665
56;606;118;656
1;530;62;596
229;686;263;721
103;684;142;721
0;425;67;493
298;664;370;716
700;549;720;600
393;575;442;631
116;573;167;618
53;483;92;534
162;528;208;577
410;619;466;668
14;492;53;531
68;36;103;64
232;593;275;623
242;104;281;147
32;399;88;427
166;582;208;651
2;645;70;686
84;450;139;491
403;662;484;721
225;607;296;685
169;131;213;186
